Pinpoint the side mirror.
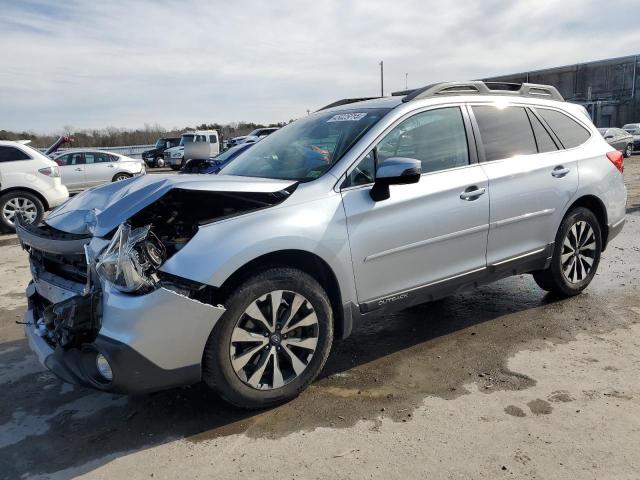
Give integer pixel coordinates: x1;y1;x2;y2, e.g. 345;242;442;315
370;157;421;201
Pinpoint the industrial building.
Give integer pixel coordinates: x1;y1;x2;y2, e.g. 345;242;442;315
483;54;640;128
392;55;640;128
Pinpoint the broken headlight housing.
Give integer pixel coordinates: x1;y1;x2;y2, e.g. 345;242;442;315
96;223;166;293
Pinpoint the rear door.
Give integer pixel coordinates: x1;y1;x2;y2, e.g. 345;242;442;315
341;105;490;310
471;104;582;266
56;152;87;191
84;152;117;186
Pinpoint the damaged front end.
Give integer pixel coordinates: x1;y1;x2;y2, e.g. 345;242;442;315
17;179;296;394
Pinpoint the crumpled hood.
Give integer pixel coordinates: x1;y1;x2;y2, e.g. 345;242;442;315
45;174;296;237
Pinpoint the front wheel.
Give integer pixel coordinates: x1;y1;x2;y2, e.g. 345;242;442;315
155;156;165;168
532;207;602;296
624;144;633;158
202;267;333;409
112;173;132;182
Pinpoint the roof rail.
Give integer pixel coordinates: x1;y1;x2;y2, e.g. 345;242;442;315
317;97;381;111
401;81;564;103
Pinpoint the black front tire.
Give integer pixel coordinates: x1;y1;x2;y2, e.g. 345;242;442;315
0;191;45;233
112;173;132;182
533;207;602;297
202;267;333;409
624;144;633;158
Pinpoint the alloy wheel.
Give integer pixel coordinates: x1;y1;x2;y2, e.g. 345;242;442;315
626;145;633;157
229;290;319;390
2;197;37;225
561;220;596;283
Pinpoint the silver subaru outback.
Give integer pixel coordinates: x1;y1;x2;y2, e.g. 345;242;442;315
18;81;626;408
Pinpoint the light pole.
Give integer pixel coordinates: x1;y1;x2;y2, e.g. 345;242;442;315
379;61;384;97
405;72;408;90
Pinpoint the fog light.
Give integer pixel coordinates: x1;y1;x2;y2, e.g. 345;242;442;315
96;353;113;381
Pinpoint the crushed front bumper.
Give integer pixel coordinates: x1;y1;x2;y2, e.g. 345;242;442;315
24;280;226;394
19;219;226;395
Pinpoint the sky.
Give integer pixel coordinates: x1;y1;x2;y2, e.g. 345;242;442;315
1;0;639;134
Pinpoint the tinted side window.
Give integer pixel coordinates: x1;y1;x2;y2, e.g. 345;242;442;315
377;107;469;174
536;108;591;149
527;110;558;153
0;146;31;162
472;106;537;161
210;135;217;144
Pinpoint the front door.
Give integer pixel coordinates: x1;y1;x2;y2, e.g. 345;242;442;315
341;106;490;311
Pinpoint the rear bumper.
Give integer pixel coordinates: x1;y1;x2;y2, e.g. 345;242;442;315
43;184;69;209
24;278;226;394
606;216;625;247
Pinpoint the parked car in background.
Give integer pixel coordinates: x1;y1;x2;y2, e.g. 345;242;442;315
240;127;279;144
18;81;626;409
598;128;634;157
226;136;247;148
622;123;640;152
166;130;221;170
180;142;254;174
0;140;68;232
51;150;145;193
142;137;181;167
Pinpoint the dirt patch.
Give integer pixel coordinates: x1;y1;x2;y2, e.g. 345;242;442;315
527;399;553;415
504;405;527;417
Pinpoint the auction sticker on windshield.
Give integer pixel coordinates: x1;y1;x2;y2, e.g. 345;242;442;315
327;113;367;122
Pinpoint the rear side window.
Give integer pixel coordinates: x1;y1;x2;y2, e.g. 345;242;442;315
0;146;31;162
210;135;217;143
535;108;591;149
527;110;558;153
472;106;537;161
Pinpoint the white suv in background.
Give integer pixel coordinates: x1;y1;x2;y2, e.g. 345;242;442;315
0;141;69;232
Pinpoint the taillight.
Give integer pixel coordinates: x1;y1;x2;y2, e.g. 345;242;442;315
606;151;624;173
38;166;61;177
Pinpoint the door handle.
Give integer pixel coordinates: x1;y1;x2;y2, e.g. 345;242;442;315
552;166;570;178
75;168;83;171
460;186;486;200
107;164;114;168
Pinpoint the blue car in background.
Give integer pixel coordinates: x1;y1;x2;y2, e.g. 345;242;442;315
180;143;254;174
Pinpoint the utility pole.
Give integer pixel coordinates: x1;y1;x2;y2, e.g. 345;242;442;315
379;61;384;97
405;72;408;90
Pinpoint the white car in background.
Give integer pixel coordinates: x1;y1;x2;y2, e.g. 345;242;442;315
0;140;69;232
51;150;145;193
239;127;279;144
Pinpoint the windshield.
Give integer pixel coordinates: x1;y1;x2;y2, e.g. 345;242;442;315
625;128;640;135
154;139;165;148
220;108;390;181
179;134;195;146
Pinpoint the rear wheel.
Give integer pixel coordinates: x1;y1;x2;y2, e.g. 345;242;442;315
0;191;44;232
533;207;601;296
202;267;333;409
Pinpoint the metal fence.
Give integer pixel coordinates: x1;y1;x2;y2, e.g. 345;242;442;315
39;144;154;159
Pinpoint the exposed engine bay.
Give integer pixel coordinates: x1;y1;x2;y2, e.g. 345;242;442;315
20;185;296;351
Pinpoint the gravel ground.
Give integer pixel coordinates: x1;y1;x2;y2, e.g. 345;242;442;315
0;157;639;479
